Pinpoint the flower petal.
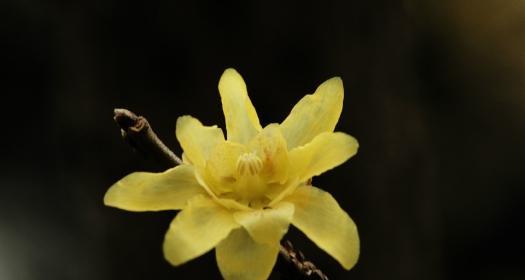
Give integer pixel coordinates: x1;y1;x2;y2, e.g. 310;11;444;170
216;228;280;280
104;165;205;211
288;132;358;182
280;77;344;149
284;186;359;270
233;202;294;245
193;166;253;212
176;115;225;168
163;195;239;266
218;68;262;144
206;140;246;184
249;124;289;184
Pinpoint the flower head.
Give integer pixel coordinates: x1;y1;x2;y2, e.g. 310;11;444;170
104;68;360;280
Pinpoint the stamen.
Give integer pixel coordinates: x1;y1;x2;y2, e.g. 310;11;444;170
236;151;263;176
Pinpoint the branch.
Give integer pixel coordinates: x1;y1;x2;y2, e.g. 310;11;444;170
113;108;329;280
114;108;182;166
278;241;329;280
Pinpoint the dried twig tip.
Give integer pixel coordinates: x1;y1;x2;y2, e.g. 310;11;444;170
112;108;182;166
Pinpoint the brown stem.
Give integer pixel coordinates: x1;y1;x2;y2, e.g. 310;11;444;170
113;108;182;166
112;108;329;280
278;241;329;280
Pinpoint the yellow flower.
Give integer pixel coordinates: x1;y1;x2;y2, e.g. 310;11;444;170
104;68;360;280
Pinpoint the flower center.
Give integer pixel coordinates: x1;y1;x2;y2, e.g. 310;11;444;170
236;151;263;176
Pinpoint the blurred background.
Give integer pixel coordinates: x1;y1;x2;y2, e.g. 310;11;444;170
1;0;525;279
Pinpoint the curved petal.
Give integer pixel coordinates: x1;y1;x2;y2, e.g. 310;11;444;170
288;132;358;182
176;115;225;168
216;228;280;280
163;195;239;266
249;124;289;184
267;178;299;207
206;140;246;183
193;166;252;212
233;202;294;245
218;68;262;144
280;77;344;149
104;165;205;211
284;186;359;270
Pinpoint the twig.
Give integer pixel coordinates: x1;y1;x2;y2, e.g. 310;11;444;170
114;108;182;166
278;241;329;280
113;108;329;280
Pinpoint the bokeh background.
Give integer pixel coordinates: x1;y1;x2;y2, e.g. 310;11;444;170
2;0;525;279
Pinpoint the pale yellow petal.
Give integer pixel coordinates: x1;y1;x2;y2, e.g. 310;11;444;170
216;228;280;280
267;178;299;207
176;115;224;168
288;132;358;182
284;186;359;270
280;77;344;149
198;141;245;196
248;124;289;184
163;195;239;266
104;165;205;211
233;202;294;245
206;140;246;183
218;68;262;144
193;166;252;212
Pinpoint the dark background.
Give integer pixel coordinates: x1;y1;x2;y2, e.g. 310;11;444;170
2;0;525;279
